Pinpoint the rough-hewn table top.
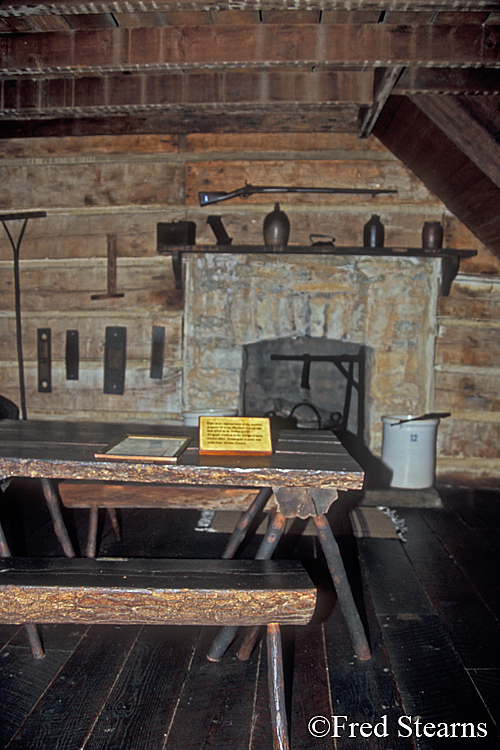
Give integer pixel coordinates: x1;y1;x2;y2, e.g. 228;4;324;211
0;420;364;490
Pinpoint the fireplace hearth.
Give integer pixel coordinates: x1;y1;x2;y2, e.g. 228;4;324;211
241;336;369;438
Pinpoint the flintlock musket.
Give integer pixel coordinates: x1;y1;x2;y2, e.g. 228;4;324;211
199;182;397;206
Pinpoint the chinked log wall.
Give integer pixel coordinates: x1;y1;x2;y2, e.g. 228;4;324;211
0;132;498;485
436;277;500;486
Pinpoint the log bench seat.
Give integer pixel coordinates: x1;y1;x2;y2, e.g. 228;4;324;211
58;481;263;557
0;557;317;750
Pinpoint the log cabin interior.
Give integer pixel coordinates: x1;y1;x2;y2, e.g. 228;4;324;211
0;2;499;748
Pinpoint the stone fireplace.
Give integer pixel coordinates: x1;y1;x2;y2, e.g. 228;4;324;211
183;251;441;456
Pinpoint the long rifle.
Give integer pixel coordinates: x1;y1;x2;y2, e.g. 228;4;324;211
199;182;397;206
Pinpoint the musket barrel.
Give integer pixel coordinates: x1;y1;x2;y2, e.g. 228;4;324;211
199;184;397;205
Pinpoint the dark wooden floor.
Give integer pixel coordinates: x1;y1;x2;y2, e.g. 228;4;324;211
0;480;499;749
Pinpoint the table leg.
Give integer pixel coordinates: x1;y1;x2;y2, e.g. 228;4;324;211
86;506;98;558
23;623;45;659
314;514;371;661
0;521;9;558
87;508;121;557
41;478;75;558
222;487;273;559
236;510;287;661
107;508;121;540
207;509;287;662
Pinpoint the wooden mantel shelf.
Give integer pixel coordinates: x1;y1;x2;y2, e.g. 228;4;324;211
157;245;477;296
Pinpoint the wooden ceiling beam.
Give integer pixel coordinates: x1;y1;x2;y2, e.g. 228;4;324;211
0;70;374;117
394;67;500;94
1;1;499;15
2;24;499;75
0;104;361;137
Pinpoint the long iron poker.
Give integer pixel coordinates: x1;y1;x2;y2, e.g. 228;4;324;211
199;183;398;206
390;412;451;426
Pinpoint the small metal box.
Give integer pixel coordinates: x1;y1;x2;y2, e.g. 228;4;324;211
157;221;196;252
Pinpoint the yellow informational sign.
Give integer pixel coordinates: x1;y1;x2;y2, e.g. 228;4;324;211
199;416;272;455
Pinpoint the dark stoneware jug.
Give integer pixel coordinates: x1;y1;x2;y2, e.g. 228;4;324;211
263;203;290;246
363;214;384;248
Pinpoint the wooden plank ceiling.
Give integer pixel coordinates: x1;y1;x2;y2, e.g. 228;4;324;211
1;0;500;256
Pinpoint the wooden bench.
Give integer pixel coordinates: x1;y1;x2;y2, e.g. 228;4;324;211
0;556;316;750
58;481;263;557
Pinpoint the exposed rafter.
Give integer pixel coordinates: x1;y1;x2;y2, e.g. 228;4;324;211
409;93;500;189
359;65;404;137
374;95;500;259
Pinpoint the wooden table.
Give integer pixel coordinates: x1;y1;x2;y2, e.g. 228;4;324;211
0;419;370;660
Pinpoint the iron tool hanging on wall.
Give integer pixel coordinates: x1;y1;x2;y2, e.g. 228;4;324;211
103;327;126;395
37;328;52;393
1;210;46;419
91;234;124;300
150;326;165;379
66;330;79;381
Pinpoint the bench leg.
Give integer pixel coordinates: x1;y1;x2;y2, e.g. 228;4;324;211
267;623;290;750
314;514;371;661
0;519;45;659
207;510;287;663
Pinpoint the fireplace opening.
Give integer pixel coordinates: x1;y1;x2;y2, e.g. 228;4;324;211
241;336;370;439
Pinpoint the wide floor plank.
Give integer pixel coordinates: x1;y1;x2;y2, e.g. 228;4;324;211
84;625;199;750
422;508;500;620
7;625;142;750
163;628;260;750
402;507;500;668
0;647;75;748
356;534;500;749
378;614;498;749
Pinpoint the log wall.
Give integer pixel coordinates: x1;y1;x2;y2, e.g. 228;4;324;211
436;276;500;486
0;132;499;484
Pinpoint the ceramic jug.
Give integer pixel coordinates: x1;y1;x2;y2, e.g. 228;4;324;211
263;203;290;246
422;221;443;250
363;214;384;248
